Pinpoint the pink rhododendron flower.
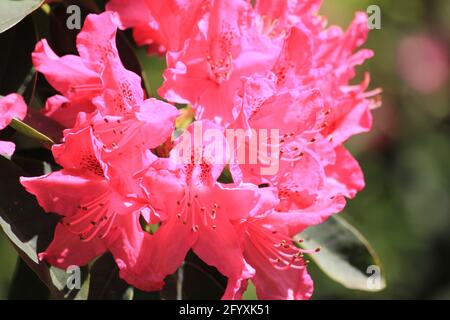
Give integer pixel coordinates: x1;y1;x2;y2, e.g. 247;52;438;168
20;105;177;282
126;121;278;291
230;211;316;300
158;0;283;126
229;70;360;215
20;127;153;284
225;186;345;300
0;94;27;157
157;1;379;133
33;12;130;127
21;12;179;283
19;0;381;300
21;127;133;266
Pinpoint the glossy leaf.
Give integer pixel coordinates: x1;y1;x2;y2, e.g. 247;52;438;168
297;215;386;292
0;0;44;34
10;118;54;145
6;107;64;146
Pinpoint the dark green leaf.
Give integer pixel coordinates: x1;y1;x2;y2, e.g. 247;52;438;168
297;215;386;292
10;118;54;145
6;107;64;146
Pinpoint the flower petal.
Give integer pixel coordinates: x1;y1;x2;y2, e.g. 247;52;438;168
216;183;278;220
106;0;152;28
129;216;196;291
20;170;108;217
32;40;101;104
0;140;16;158
43;95;95;128
244;237;313;300
135;98;179;149
0;93;27;129
325;146;365;198
39;222;107;269
76;12;121;73
108;211;148;286
193;211;245;279
100;59;144;114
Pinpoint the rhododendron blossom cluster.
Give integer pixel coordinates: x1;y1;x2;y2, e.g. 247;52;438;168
14;0;380;300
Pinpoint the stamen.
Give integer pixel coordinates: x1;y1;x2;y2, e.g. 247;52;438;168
175;188;220;232
247;223;319;271
69;83;102;95
63;193;120;242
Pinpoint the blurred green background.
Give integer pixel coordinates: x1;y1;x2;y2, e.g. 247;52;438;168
310;0;450;299
0;0;449;299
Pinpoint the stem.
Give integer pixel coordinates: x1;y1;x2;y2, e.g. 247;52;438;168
176;262;185;300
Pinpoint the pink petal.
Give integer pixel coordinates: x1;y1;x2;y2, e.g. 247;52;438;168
327;98;373;145
52;126;106;177
20;170;108;217
32;39;101;104
39;223;107;269
0;93;27;129
216;183;279;220
100;58;144;115
108;211;148;286
130;216;196;291
76;12;121;73
145;0;207;52
0;140;16;157
43;95;95;128
244;234;313;300
221;262;254;300
325;146;365;198
135;98;179;148
273;24;313;82
106;0;152;28
270;194;347;236
193;211;246;279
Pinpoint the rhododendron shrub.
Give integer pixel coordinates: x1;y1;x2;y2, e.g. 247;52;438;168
0;0;383;300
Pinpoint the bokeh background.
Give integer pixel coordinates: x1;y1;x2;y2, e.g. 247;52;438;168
0;0;449;299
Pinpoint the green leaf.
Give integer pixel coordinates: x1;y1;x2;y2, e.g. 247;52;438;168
10;118;54;145
0;156;90;299
297;215;386;292
0;94;64;145
3;106;64;146
0;0;44;34
136;48;166;98
242;281;257;300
